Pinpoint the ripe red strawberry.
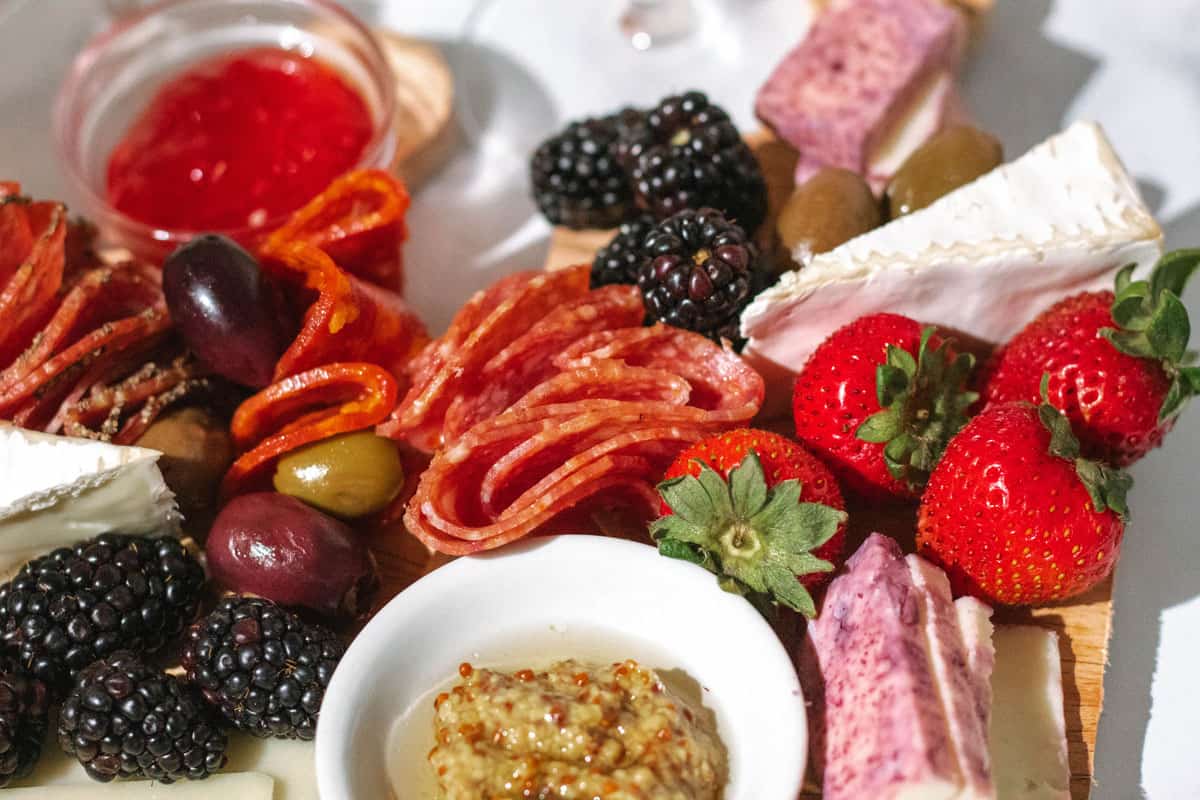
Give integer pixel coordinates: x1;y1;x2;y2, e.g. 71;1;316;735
983;250;1200;465
916;384;1132;605
654;428;848;617
792;312;977;502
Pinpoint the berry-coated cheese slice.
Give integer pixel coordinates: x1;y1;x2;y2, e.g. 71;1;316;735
0;424;180;575
803;533;996;800
741;121;1162;410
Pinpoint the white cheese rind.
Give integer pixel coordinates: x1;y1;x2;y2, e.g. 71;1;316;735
742;121;1163;394
5;771;274;798
0;425;180;575
989;626;1071;800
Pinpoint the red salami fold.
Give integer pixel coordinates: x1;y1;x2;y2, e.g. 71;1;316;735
389;265;766;554
0;185;204;440
222;362;400;497
0;197;67;366
264;169;411;292
257;240;428;383
379;266;592;451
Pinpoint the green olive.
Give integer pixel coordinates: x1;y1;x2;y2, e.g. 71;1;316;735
776;167;882;264
885;125;1003;218
273;431;405;518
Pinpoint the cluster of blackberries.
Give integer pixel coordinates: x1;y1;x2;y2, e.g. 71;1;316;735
531;92;769;344
531;92;766;235
0;533;344;785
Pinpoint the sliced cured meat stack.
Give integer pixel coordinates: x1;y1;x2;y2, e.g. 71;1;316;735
755;0;967;192
0;187;206;443
385;267;765;555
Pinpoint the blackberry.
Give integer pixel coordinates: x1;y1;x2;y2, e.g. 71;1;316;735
182;597;343;740
530;109;645;229
623;91;767;233
0;534;206;694
590;214;657;288
637;208;760;344
58;651;227;783
0;655;49;786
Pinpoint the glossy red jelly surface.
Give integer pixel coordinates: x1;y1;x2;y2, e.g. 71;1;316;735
106;48;373;233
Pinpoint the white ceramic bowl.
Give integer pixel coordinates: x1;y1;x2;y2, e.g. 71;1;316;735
316;534;806;799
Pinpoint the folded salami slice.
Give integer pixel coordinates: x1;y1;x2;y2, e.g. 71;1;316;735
264;168;411;293
380;266;592;451
0;197;67;366
0;186;206;442
222;362;399;497
441;284;644;441
258;241;428;383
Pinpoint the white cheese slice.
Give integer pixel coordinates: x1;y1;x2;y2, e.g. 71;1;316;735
742;120;1163;409
0;425;180;576
5;771;274;799
989;626;1071;800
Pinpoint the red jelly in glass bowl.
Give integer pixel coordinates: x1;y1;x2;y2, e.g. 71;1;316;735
54;0;397;262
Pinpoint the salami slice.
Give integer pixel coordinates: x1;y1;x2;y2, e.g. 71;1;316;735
556;324;765;420
0;199;67;366
222;362;399;497
441;284;643;441
263;169;411;293
379;266;591;450
0;262;163;396
258;241;428;383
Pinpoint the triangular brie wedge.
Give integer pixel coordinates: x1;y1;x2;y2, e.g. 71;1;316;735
0;424;180;576
741;121;1162;411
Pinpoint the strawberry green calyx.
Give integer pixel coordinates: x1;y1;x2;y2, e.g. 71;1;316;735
651;452;847;617
1038;374;1132;518
1101;249;1200;421
855;327;978;492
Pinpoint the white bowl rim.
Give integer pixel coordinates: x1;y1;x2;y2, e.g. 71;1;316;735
315;533;807;800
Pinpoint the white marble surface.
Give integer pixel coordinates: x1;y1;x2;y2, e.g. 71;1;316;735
1;1;1198;797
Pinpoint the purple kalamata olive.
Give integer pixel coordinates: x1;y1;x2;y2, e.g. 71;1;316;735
207;492;379;619
162;234;289;388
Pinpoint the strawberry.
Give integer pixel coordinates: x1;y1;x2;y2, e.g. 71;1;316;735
983;249;1200;465
791;312;977;501
916;378;1132;605
653;428;848;617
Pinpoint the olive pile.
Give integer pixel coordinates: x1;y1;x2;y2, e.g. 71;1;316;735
775;125;1004;266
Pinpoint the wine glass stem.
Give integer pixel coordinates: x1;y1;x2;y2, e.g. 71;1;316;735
619;0;697;50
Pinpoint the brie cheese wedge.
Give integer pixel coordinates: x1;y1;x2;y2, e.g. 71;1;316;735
742;121;1162;411
0;425;180;576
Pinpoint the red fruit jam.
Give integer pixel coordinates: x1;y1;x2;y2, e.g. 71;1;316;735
106;48;373;233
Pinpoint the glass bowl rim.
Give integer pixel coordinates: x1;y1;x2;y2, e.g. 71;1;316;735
52;0;399;249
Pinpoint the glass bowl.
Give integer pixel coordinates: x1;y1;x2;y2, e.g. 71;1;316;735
54;0;397;262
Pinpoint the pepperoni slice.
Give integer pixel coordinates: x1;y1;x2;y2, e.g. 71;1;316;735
263;169;411;292
222;362;399;497
258;241;428;384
